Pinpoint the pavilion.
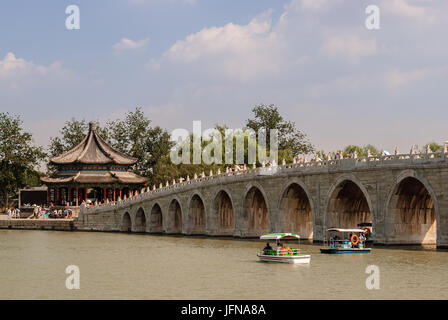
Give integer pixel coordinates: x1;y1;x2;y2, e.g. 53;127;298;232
41;121;148;207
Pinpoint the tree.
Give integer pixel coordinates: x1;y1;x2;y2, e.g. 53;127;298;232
48;118;109;158
48;118;88;158
245;104;314;156
47;108;173;186
421;142;443;153
0;113;45;210
342;144;379;157
106;108;173;182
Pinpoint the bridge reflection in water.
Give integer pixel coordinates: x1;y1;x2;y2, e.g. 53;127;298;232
79;152;448;249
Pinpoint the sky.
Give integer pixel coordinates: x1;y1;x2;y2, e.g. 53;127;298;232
0;0;447;154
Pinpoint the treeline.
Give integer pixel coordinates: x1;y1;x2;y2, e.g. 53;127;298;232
47;104;313;187
315;142;446;161
0;104;445;210
0;113;45;210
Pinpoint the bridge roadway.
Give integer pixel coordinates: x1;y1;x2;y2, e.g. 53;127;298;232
78;152;448;249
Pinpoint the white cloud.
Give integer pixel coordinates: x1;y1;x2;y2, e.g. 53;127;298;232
7;0;446;157
387;67;440;88
152;12;285;82
113;38;149;51
0;52;30;76
0;52;65;79
382;0;436;24
128;0;196;5
320;34;378;61
300;0;332;11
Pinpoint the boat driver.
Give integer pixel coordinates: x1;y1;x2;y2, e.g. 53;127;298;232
263;242;272;254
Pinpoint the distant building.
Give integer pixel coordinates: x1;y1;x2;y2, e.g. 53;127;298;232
19;186;48;207
40;121;148;207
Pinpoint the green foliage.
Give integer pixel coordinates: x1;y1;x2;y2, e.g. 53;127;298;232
166;105;314;183
48;104;316;186
47;108;173;186
106;109;174;182
0;113;46;210
315;150;328;160
421;142;443;153
48;118;88;158
315;144;380;160
245;104;314;156
342;144;380;157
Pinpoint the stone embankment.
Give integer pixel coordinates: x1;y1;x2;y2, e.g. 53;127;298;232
0;217;76;231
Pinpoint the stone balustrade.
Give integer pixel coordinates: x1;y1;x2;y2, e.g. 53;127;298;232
78;150;448;249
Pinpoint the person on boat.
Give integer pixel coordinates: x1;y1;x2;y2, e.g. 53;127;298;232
277;242;284;251
359;233;366;248
330;236;336;248
263;243;272;254
343;237;349;248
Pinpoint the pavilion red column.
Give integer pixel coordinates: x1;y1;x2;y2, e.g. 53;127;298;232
113;189;116;201
119;188;122;200
75;187;79;206
84;188;88;202
103;188;106;202
47;188;51;204
55;188;59;205
68;187;72;204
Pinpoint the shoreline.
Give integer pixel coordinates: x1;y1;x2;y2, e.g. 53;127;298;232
0;219;445;251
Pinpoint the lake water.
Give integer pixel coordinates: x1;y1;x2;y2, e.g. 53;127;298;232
0;230;447;299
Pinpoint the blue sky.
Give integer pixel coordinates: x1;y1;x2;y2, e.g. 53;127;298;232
1;0;447;154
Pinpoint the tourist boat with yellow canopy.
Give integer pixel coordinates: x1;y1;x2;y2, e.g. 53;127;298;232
257;233;311;264
320;228;371;254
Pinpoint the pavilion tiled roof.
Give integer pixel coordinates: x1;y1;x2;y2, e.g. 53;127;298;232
50;121;138;165
40;171;148;185
41;121;148;185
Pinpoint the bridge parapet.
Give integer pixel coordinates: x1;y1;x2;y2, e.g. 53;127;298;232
80;151;448;217
77;150;448;248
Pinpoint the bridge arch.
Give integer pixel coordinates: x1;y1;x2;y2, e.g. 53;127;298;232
325;174;374;235
133;207;147;233
120;212;132;232
212;189;235;236
149;202;163;233
385;171;438;245
278;179;314;239
188;193;206;235
168;198;183;234
243;182;270;236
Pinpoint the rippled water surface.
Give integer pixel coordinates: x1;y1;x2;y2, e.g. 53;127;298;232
0;230;447;299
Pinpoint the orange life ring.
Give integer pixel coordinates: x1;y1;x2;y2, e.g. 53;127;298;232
351;234;359;245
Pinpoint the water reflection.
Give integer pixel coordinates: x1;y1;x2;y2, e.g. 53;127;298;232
0;230;446;299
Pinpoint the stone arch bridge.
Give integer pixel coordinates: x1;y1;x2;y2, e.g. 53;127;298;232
78;152;448;248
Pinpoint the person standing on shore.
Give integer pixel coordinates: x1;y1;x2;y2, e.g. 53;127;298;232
32;205;39;219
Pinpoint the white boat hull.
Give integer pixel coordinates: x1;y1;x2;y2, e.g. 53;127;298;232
257;254;311;264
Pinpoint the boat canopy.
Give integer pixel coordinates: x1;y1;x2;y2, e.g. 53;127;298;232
260;233;300;240
326;228;366;233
